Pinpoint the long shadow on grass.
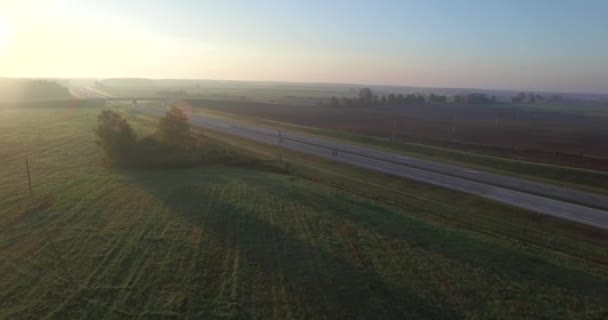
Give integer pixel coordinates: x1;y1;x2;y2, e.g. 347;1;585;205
272;183;608;307
120;167;462;319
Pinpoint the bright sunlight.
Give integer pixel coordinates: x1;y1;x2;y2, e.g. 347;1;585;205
0;18;12;55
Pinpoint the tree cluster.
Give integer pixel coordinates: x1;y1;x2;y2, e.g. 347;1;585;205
511;92;553;104
95;106;198;167
95;110;137;165
21;80;72;100
157;90;188;97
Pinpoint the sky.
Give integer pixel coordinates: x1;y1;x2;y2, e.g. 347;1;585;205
0;0;607;93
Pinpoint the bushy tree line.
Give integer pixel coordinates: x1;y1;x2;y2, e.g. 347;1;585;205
328;88;496;107
511;92;561;104
95;106;197;167
22;80;72;99
0;80;73;100
451;93;497;104
95;106;280;171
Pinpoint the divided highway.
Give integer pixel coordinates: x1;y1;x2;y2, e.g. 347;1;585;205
139;106;608;230
74;88;608;230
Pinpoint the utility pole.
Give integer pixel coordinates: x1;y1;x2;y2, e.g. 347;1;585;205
392;120;396;142
25;156;33;203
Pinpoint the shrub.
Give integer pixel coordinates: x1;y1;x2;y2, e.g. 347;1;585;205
157;106;193;149
95;110;136;165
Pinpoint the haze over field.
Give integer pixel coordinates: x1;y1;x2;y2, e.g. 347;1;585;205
3;2;608;319
1;0;607;93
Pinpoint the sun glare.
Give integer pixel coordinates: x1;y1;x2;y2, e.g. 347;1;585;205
0;18;12;54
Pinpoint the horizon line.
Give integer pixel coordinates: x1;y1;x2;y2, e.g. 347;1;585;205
2;75;607;96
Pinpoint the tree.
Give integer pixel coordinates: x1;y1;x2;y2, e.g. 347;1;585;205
380;96;387;105
387;94;396;104
95;110;136;165
466;93;491;104
512;92;527;103
416;95;426;104
329;96;340;107
405;94;418;104
453;95;466;104
535;94;545;102
358;88;374;106
396;94;405;104
158;106;192;149
549;94;562;102
22;80;72;100
429;93;447;104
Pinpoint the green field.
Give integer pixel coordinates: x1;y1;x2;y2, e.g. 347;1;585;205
1;105;607;319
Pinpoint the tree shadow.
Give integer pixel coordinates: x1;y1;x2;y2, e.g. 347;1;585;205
274;185;608;306
119;167;461;319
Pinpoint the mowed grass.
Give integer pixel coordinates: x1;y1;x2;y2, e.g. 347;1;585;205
191;108;608;195
1;106;608;319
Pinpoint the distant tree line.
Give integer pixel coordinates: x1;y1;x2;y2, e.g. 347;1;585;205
327;88;563;107
157;90;188;97
327;88;497;107
18;80;72;100
511;92;562;104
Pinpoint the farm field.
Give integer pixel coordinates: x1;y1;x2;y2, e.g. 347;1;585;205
1;105;607;319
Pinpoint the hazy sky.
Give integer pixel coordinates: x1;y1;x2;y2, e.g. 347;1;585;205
1;0;607;93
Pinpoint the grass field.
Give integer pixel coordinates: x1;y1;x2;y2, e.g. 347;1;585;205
1;105;607;319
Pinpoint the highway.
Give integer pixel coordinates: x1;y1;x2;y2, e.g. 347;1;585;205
74;88;608;230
